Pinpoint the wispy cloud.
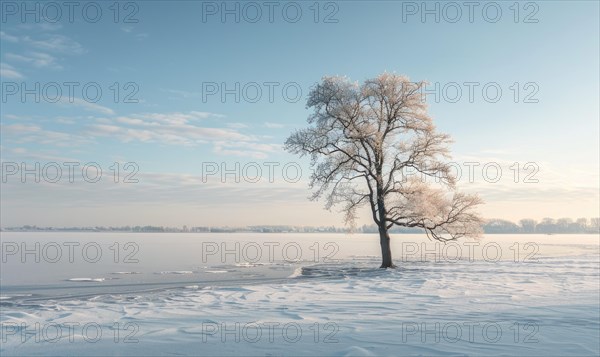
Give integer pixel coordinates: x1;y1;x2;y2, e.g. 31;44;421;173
0;62;23;79
17;23;63;32
2;30;85;74
214;141;280;159
23;34;86;55
227;123;249;129
5;52;61;70
85;111;279;158
1;123;91;147
58;98;116;115
0;31;19;42
120;26;148;40
3;30;85;54
89;112;248;145
264;122;285;129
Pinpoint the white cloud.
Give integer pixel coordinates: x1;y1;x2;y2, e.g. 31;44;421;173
86;111;279;158
17;23;63;32
190;111;225;119
55;117;77;125
58;97;115;115
1;123;90;147
0;31;19;42
227;122;249;129
23;34;86;55
0;62;24;79
213;147;269;159
2;123;41;133
92;124;121;134
5;52;61;69
115;111;222;126
2;32;85;76
3;114;25;120
90;112;249;145
212;141;281;159
264;122;284;129
119;26;148;40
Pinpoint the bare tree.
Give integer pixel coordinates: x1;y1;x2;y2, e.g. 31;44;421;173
285;73;484;268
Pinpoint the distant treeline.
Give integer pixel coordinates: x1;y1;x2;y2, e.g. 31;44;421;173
482;217;600;234
366;217;600;234
3;217;599;234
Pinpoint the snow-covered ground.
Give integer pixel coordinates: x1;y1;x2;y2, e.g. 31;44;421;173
1;233;598;356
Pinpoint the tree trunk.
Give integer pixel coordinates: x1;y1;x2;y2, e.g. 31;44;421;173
379;225;395;268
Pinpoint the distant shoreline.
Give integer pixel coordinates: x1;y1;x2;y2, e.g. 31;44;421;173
3;217;599;235
2;229;598;235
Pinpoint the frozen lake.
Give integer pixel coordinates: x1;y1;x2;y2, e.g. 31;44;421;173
1;233;599;356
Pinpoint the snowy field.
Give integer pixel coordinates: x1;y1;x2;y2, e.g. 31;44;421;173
1;233;598;356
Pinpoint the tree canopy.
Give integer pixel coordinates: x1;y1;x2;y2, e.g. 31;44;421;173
286;73;484;254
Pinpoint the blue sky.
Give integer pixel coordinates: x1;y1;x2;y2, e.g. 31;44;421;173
1;1;598;227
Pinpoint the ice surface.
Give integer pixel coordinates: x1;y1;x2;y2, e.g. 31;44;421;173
1;233;598;356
